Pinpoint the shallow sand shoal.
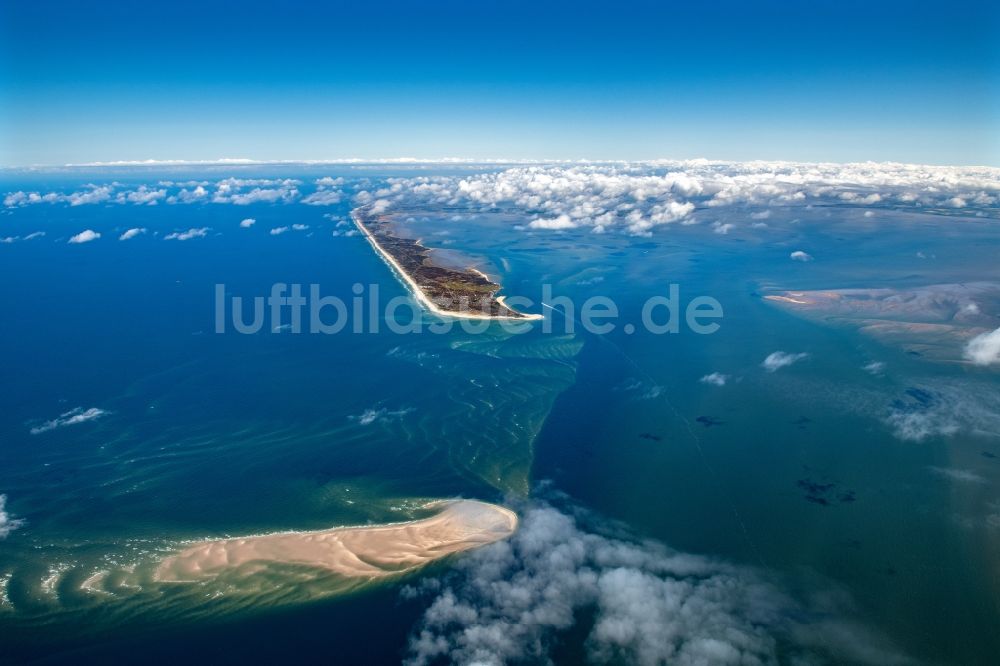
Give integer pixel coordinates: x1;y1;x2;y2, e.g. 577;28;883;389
155;500;517;582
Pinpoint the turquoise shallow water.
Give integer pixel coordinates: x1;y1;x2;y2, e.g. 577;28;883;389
0;167;998;663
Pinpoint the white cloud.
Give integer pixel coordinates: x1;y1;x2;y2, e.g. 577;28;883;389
0;231;45;244
30;407;108;434
880;386;996;442
116;186;166;205
292;223;309;231
528;214;577;230
863;361;886;375
67;186;114;206
173;185;209;203
366;161;1000;237
929;467;985;484
370;199;392;214
302;189;343;206
699;372;728;386
211;179;301;205
712;222;735;235
269;226;289;235
164;227;209;241
239;218;256;228
790;250;813;262
119;227;146;241
405;502;909;666
68;229;101;244
0;495;24;539
224;187;299;205
963;326;1000;366
762;351;808;372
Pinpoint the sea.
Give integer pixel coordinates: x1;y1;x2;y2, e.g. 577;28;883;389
0;165;998;664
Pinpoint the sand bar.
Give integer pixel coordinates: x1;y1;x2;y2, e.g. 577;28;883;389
156;500;517;582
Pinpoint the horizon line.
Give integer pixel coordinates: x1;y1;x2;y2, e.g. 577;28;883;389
3;157;999;170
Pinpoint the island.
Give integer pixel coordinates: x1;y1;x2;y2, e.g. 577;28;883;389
352;207;543;320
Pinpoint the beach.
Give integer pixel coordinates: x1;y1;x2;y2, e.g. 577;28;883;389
156;500;518;582
351;210;544;322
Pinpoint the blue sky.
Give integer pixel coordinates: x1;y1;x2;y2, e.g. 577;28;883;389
1;0;997;166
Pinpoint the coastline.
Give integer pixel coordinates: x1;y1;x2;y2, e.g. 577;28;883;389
351;210;544;321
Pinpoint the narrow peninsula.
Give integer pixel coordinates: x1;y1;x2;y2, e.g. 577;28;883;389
352;207;542;320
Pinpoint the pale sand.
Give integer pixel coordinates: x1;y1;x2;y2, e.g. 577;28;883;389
351;211;544;322
155;500;517;583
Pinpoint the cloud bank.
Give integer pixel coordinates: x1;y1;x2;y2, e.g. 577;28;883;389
5;163;997;243
359;161;1000;236
405;502;909;666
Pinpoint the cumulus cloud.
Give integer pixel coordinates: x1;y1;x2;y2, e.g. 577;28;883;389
269;226;289;235
30;407;108;435
762;351;808;372
790;250;813;262
700;372;728;386
358;161;999;237
4;185;113;207
528;214;577;230
119;227;146;240
68;229;100;244
405;502;909;666
211;178;301;205
963;326;1000;366
239;218;256;228
0;495;24;539
164;227;209;241
171;185;209;203
116;186;166;205
67;185;112;205
863;361;886;375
